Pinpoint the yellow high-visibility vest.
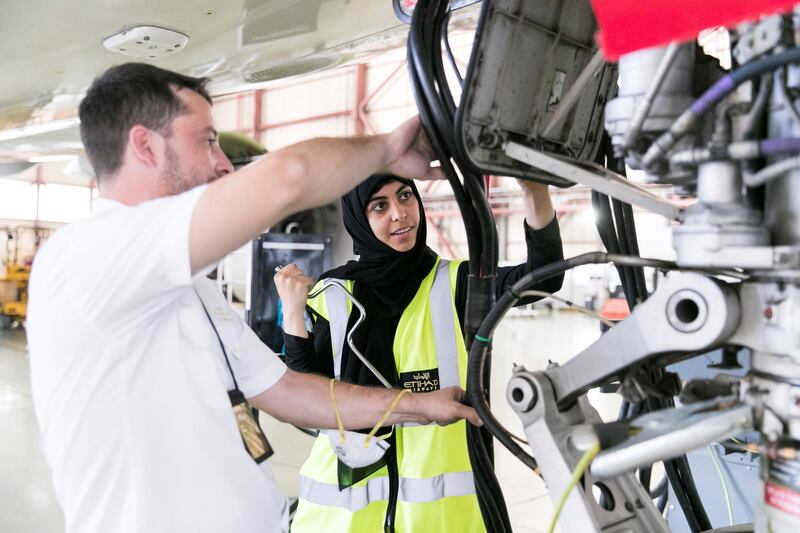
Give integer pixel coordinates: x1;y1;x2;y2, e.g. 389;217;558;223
291;258;485;533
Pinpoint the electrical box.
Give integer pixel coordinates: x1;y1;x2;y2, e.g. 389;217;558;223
247;233;333;354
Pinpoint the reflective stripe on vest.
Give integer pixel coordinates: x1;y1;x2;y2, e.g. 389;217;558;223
322;279;349;380
298;471;475;511
324;260;458;389
428;259;459;389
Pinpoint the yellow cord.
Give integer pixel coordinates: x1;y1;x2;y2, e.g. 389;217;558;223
329;379;346;445
365;389;411;447
548;442;601;533
708;444;734;526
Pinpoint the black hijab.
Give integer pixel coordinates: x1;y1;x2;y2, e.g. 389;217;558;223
322;175;437;387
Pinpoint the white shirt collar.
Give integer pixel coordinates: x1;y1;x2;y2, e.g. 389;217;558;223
92;197;125;216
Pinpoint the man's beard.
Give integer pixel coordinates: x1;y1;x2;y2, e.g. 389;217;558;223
160;142;200;195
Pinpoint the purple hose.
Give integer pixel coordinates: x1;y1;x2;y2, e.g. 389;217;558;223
760;138;800;156
690;75;735;116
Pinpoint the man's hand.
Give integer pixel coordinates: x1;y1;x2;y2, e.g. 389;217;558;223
251;371;483;430
382;116;445;181
405;386;483;427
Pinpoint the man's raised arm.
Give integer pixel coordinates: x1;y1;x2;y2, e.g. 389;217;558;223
190;116;441;274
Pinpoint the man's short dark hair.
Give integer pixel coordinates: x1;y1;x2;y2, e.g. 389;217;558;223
78;63;211;180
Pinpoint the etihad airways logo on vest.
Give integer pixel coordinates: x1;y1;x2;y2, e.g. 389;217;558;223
400;368;440;393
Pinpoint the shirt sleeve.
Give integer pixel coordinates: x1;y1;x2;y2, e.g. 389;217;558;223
67;186;208;334
454;215;565;325
235;324;288;398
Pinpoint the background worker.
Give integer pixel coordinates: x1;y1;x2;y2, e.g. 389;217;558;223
275;173;563;532
26;62;481;533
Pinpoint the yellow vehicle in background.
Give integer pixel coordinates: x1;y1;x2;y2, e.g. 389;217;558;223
0;263;30;329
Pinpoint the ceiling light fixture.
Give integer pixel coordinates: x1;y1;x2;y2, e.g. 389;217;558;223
103;26;189;60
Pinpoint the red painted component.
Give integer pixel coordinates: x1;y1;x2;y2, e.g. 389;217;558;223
600;297;630;321
765;481;800;517
590;0;798;59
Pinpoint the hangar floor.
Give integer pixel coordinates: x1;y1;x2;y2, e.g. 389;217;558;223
0;312;603;533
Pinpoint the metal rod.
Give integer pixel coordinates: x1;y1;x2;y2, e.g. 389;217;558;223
504;141;684;221
622;42;682;150
542;50;606;138
307;279;393;388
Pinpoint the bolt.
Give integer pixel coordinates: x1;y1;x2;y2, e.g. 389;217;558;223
625;502;635;512
764;306;774;320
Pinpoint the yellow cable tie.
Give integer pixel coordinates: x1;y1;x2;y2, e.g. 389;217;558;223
329;378;346;445
365;389;411;448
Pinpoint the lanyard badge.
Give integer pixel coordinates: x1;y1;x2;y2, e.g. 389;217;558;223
196;290;275;465
229;388;274;464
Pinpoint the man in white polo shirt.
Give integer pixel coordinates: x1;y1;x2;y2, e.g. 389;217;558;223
26;63;480;533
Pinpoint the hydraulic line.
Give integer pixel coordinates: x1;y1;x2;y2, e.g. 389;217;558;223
644;46;800;168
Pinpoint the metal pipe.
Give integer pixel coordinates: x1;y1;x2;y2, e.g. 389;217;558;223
745;155;800;186
622;42;682;150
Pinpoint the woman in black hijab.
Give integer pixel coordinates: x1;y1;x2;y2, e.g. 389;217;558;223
276;174;563;533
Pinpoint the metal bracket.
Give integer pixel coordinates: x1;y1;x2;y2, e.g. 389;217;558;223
508;369;670;532
504;141;685;221
546;272;741;408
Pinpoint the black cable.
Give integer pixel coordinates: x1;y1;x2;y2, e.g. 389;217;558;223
611;198;640;310
657;487;669;514
293;426;318;438
467;421;512;532
408;1;509;531
664;458;710;533
639;465;652;499
383;444;399;533
407;1;480;268
441;11;464;86
621;202;649;301
591;191;632;301
730;46;800;85
647;394;712;532
650;475;668;499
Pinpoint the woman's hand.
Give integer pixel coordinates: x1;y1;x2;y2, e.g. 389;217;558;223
516;178;555;230
274;264;314;337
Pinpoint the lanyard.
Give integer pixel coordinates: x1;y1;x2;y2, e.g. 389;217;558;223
193;289;274;464
195;290;240;391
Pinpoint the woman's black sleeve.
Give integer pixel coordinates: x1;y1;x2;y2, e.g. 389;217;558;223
454;215;565;322
282;311;335;377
